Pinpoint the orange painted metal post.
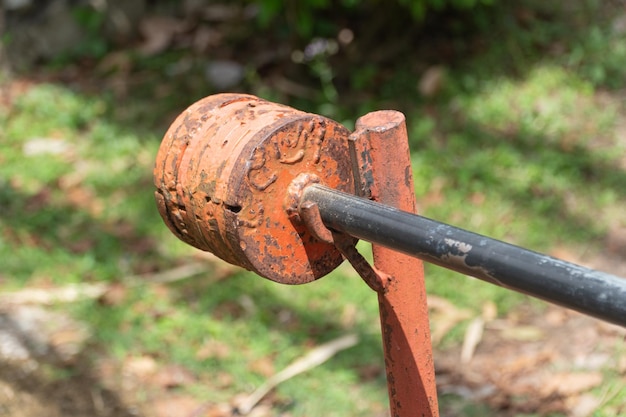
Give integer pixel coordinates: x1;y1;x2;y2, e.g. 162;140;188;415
350;111;439;417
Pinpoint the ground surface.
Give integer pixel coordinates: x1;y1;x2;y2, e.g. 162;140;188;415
2;1;626;416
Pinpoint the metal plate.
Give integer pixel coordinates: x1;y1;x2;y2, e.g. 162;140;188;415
154;94;355;284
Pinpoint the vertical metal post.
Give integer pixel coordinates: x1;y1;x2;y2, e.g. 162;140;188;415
351;111;439;417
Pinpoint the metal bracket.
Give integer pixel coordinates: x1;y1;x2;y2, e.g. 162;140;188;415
299;200;391;293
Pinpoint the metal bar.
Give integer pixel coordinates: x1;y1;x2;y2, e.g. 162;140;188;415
301;183;626;328
350;111;439;417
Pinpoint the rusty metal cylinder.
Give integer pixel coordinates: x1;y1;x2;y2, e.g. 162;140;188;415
154;94;355;284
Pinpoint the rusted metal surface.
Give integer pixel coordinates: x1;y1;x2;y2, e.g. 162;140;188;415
155;95;439;416
154;93;356;284
154;93;626;417
298;199;388;293
350;111;439;417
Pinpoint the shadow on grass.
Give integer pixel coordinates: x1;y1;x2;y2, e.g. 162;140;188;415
0;309;138;417
0;359;138;417
0;180;164;283
423;118;626;247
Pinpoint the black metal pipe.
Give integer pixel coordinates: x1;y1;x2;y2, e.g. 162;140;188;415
301;184;626;327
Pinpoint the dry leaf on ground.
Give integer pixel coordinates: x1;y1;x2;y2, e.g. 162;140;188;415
236;334;358;415
541;372;603;397
151;395;204;417
428;295;472;345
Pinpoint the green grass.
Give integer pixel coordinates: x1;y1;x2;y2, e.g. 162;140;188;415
0;81;387;415
409;64;626;357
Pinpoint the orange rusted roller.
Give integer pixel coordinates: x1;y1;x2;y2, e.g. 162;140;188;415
154;94;355;284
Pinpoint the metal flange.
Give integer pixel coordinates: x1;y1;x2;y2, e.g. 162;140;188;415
154;93;355;284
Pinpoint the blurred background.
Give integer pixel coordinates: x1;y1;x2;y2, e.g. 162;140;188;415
1;0;625;416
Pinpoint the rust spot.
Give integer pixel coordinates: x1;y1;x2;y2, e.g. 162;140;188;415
279;149;305;164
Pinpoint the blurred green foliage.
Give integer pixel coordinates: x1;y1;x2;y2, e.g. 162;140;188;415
396;0;496;19
252;0;496;37
70;5;109;59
